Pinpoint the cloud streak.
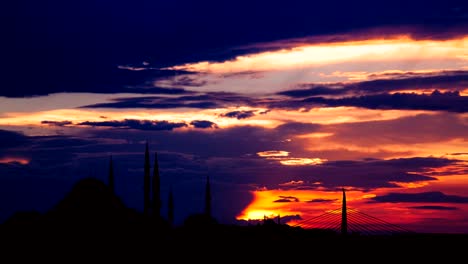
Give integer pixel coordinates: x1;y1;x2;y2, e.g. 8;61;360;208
409;205;459;210
306;198;338;203
221;110;256;120
41;120;73;126
81;92;257;110
167;37;468;73
274;195;300;203
371;192;468;203
279;70;468;97
288;90;468;113
79;119;188;131
190;120;218;129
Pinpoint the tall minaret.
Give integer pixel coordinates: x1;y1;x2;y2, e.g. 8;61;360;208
144;142;151;216
168;186;174;226
152;152;161;218
108;155;114;193
341;188;347;236
204;176;211;217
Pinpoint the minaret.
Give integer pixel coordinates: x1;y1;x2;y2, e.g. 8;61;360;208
108;155;114;193
152;152;161;218
341;188;347;236
144;142;151;216
204;176;211;217
168;186;174;226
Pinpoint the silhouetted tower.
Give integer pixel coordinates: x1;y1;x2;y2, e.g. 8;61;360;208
152;152;161;217
144;142;151;216
204;176;211;217
168;186;174;226
108;155;114;193
341;188;347;236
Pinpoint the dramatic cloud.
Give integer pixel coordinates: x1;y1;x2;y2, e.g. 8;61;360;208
81;92;257;109
244;157;447;190
371;192;468;203
190;120;218;129
79;119;188;131
5;0;467;98
274;196;300;203
4;0;468;233
0;122;464;228
409;206;459;210
279;86;345;97
220;110;256;120
303;91;468;113
326;113;468;146
81;125;457;189
369;157;457;169
275;122;321;135
279;158;327;166
257;151;290;157
159;75;209;87
279;70;468;97
84;89;468;113
41;120;73;126
1;61;193;97
82;96;219;109
169;37;467;75
306;198;338;203
279;180;304;186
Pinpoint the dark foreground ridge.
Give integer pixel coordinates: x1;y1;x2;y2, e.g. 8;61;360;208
1;177;467;259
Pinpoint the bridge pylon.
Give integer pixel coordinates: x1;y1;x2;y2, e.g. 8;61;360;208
341;188;347;236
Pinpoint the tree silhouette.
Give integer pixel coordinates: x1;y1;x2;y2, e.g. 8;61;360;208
144;142;151;216
152;152;161;218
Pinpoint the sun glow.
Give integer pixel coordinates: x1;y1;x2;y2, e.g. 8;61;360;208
237;186;468;231
241;210;279;220
165;36;468;74
237;189;346;221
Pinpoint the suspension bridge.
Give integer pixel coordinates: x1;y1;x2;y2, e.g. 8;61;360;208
291;189;414;236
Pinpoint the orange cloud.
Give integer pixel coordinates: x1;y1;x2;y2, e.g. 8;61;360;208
0;157;30;165
280;158;327;166
256;150;290;157
165;36;468;74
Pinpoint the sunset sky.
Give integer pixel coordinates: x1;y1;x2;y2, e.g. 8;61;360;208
2;0;468;233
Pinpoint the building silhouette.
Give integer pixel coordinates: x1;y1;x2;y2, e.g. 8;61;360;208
152;152;161;218
144;142;151;216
